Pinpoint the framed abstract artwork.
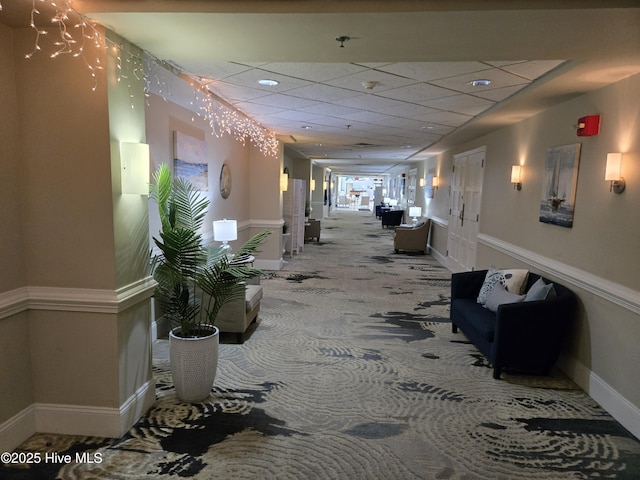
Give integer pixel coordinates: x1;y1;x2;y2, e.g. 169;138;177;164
173;131;208;192
539;143;581;228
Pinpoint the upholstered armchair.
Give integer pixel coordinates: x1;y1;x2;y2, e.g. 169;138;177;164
215;282;263;343
393;219;431;254
304;219;321;242
381;209;404;228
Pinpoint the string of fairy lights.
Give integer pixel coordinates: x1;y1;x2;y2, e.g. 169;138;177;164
1;0;279;157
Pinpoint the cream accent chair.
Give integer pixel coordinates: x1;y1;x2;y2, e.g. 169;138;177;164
215;282;263;343
393;219;431;254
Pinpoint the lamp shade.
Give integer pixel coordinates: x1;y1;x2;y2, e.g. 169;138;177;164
120;142;150;195
511;165;522;184
213;219;237;242
605;153;622;181
409;206;421;218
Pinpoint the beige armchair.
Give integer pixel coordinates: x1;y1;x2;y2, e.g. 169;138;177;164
215;282;263;343
393;219;431;254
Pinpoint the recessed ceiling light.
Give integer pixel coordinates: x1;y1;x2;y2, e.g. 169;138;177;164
467;79;492;87
257;79;279;86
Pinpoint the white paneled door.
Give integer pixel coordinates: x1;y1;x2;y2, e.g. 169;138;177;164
447;147;485;272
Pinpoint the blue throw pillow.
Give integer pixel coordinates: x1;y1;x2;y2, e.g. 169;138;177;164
525;277;557;301
484;283;526;312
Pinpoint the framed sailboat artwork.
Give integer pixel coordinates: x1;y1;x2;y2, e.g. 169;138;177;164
539;144;581;228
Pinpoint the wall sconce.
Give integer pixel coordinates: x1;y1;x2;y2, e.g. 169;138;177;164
511;165;522;191
409;206;422;224
432;176;439;190
605;153;625;193
120;142;150;195
280;173;289;191
311;179;316;191
213;219;237;253
419;178;426;187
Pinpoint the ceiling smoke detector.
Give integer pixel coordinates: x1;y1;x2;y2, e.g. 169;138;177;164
361;81;377;90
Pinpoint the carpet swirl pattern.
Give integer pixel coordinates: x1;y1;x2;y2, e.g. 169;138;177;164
2;210;640;479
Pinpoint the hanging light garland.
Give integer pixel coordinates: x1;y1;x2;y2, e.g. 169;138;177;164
15;0;279;157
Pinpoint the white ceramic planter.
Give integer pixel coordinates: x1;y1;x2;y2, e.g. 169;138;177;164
169;325;219;402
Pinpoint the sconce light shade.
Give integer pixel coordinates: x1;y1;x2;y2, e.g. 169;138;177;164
213;219;237;242
432;176;439;189
280;173;289;191
311;179;316;191
419;178;426;187
511;165;522;191
605;153;625;193
120;142;150;195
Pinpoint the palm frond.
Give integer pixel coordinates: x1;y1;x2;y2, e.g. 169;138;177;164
150;165;272;336
233;229;272;260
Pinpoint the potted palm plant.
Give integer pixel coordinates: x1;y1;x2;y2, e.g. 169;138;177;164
150;164;270;402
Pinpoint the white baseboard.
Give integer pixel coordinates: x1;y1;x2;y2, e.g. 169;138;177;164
561;354;640;440
0;380;156;452
0;405;36;453
590;372;640;439
35;378;155;438
255;258;285;271
481;234;640;440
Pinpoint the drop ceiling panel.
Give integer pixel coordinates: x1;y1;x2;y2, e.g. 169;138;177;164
376;61;494;81
500;60;565;80
258;63;369;82
429;68;529;93
375;83;459;103
71;3;640;174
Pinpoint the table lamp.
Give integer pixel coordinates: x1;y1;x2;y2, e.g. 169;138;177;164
213;219;237;253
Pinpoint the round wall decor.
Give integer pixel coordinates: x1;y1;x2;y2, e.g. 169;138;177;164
219;163;231;199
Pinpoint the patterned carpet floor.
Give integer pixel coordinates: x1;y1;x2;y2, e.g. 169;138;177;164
3;210;640;479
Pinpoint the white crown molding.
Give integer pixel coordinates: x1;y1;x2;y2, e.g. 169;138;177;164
0;277;156;318
477;234;640;315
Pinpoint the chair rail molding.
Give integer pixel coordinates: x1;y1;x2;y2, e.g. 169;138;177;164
477;234;640;315
0;277;156;319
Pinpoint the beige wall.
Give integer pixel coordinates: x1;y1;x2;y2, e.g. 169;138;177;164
145;72;284;267
423;73;640;432
0;25;155;448
15;31;116;290
0;25;26;293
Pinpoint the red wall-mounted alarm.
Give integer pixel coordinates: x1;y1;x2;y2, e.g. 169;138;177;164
577;115;600;136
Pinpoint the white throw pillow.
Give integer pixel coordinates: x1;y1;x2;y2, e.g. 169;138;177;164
477;266;507;305
502;269;530;294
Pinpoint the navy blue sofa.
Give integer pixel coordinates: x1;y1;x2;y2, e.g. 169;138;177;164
450;269;577;379
381;209;404;228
